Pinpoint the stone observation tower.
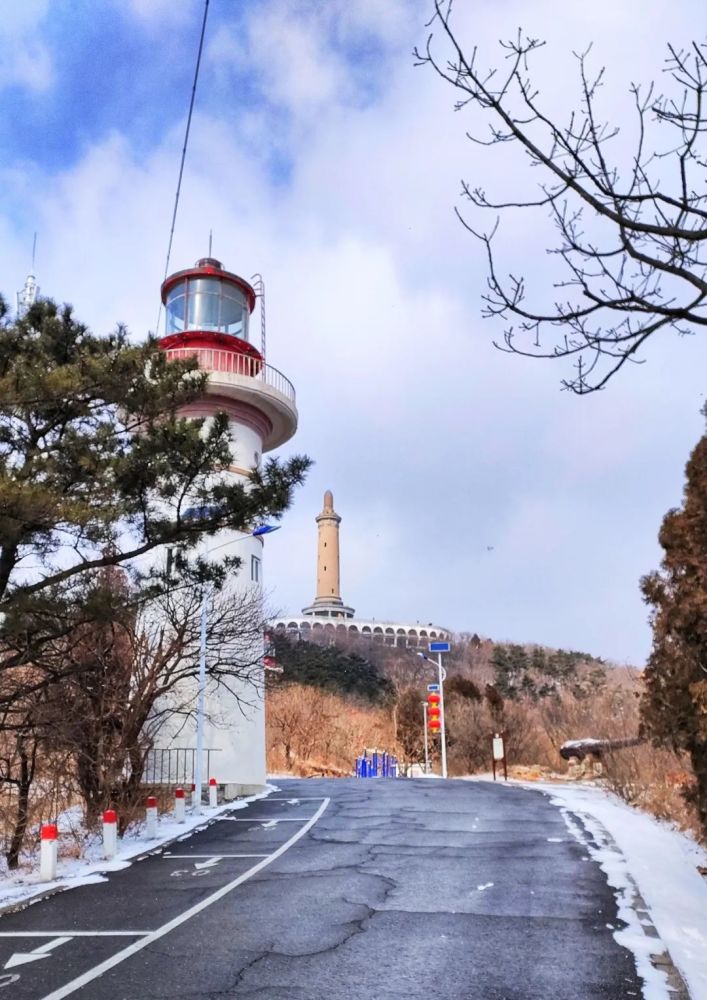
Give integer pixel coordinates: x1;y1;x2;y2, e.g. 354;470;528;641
301;490;355;620
272;491;450;647
159;257;298;794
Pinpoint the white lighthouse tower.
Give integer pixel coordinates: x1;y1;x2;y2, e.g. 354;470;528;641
158;256;298;795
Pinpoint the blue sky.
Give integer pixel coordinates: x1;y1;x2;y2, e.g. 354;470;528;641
2;0;706;664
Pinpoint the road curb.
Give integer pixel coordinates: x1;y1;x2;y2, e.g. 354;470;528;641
0;797;262;920
574;814;692;999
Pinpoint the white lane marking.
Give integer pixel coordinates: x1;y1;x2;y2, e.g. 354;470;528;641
40;799;330;1000
164;854;268;859
5;937;71;969
476;883;494;891
217;817;304;823
193;858;221;871
0;933;149;938
266;797;325;802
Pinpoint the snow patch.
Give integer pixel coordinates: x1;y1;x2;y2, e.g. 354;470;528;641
523;781;707;1000
0;785;275;913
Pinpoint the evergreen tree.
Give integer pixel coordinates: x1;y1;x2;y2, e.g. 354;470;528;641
0;296;309;699
530;646;546;675
493;643;532;699
641;425;707;835
269;634;394;705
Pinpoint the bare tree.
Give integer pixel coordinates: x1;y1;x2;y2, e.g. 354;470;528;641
38;580;268;830
266;685;338;771
417;2;707;392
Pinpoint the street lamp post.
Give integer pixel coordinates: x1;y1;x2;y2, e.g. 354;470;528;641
421;701;430;774
417;650;448;779
182;510;280;813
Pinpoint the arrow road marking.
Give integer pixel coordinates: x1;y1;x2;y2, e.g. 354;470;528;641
164;854;268;859
4;936;71;969
193;857;221;870
41;798;330;1000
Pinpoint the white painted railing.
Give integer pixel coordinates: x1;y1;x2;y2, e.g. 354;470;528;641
164;347;296;404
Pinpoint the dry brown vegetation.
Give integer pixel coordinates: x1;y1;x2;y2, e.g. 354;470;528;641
266;632;702;841
266;683;394;777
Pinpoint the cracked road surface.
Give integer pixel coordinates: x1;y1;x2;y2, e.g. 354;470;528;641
0;779;646;999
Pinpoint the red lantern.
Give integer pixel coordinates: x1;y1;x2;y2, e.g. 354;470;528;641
427;689;442;732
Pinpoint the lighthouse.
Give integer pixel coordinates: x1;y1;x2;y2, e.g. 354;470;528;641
159;256;298;795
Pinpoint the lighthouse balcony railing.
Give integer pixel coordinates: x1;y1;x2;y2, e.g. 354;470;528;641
163;346;296;404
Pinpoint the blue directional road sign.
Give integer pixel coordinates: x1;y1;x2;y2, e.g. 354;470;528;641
429;641;451;653
427;683;440;693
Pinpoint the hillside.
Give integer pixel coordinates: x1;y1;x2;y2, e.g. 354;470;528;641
265;631;701;839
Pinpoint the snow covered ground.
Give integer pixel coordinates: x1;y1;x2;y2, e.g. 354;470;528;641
0;787;273;913
523;781;707;1000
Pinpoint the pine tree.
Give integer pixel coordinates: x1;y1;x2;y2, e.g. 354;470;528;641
641;424;707;835
0;296;309;700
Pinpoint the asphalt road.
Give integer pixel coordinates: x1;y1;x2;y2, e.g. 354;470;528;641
0;778;646;1000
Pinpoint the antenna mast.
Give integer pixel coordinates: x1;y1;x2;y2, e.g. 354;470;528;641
251;274;266;362
17;232;39;317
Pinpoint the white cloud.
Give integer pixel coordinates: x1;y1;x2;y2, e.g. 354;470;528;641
121;0;201;27
0;0;52;92
2;0;706;664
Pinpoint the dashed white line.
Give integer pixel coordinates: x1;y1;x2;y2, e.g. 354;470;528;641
266;797;327;802
0;932;150;938
215;817;306;822
163;854;268;859
40;800;330;1000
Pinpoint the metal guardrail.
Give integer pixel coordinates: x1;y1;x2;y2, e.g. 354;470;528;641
142;747;220;786
164;347;296;404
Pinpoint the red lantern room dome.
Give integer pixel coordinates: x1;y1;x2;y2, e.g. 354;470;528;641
159;257;261;361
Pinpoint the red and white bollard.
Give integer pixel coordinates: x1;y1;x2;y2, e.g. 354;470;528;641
208;778;218;808
174;786;186;823
40;824;57;881
145;795;158;839
103;809;118;860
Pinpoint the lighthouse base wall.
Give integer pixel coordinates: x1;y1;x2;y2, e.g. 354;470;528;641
204;669;267;791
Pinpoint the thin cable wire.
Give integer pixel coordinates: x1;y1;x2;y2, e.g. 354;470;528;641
155;0;210;335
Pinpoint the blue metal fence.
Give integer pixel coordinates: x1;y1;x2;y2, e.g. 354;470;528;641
354;748;398;778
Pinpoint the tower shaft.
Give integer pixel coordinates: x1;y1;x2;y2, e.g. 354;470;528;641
316;490;342;605
302;490;355;620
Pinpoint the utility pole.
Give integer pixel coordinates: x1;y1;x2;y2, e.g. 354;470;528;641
418;641;451;779
421;701;430;774
436;649;448;780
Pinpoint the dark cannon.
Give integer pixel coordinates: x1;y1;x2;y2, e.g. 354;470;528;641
559;737;644;762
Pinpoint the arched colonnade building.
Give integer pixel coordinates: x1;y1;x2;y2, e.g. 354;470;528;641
271;617;450;649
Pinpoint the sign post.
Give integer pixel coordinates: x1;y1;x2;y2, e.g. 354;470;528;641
429;642;450;779
491;731;507;781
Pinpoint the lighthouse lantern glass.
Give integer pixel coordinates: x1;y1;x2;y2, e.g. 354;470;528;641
165;276;249;340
